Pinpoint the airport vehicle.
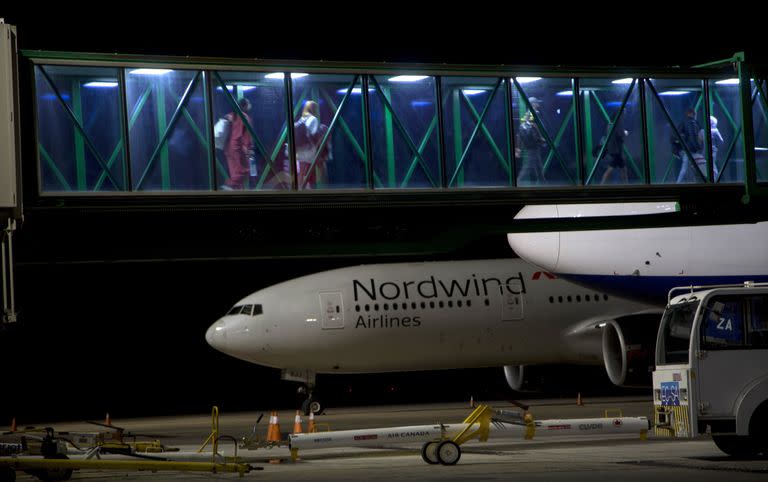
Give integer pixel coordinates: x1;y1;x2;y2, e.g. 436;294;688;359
206;259;659;413
507;203;768;304
652;282;768;456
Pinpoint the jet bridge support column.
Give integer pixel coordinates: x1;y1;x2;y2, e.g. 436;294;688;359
1;219;17;325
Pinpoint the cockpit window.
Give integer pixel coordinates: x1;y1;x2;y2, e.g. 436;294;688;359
226;304;263;316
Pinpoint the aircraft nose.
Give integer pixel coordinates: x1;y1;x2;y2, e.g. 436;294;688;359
205;318;228;352
507;205;561;271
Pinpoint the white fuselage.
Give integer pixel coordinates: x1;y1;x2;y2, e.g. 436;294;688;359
508;203;768;303
206;259;655;374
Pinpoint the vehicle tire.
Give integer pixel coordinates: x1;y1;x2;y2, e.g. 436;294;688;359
749;401;768;457
0;465;16;482
437;440;461;465
420;441;440;465
712;435;760;458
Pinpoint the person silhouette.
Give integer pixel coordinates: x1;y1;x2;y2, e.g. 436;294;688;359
221;98;253;190
516;97;547;186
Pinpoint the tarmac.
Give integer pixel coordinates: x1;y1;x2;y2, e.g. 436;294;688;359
4;396;767;480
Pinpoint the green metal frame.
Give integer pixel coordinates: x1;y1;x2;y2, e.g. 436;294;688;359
134;72;203;190
37;66;123;190
586;79;638;184
645;80;707;183
300;75;361;189
513;78;575;184
212;71;288;189
449;78;503;187
28;51;767;201
369;76;438;188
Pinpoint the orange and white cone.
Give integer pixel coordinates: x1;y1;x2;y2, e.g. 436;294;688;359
266;411;282;442
470;396;475;408
307;411;316;433
105;413;112;426
293;410;303;434
576;393;583;406
10;417;17;432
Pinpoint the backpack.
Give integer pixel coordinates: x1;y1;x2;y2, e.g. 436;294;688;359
214;116;231;150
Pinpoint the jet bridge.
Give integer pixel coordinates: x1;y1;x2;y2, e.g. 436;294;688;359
1;20;21;325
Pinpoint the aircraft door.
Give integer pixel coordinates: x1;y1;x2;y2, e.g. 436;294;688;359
501;292;524;321
319;292;344;329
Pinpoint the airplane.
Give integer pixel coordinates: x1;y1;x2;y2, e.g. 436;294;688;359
205;258;659;414
506;202;768;304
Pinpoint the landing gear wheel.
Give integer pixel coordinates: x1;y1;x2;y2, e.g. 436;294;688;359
420;441;440;464
0;465;15;482
437;440;461;465
301;398;323;416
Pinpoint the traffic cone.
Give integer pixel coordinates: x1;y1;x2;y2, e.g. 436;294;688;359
293;410;303;434
470;396;475;408
105;413;112;426
266;411;282;442
576;393;583;406
10;417;16;432
307;411;316;433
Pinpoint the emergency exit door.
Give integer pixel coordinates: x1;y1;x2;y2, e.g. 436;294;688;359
319;292;344;329
502;292;524;321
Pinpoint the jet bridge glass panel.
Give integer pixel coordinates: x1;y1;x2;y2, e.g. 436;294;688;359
441;76;512;187
646;78;709;184
580;77;645;185
291;74;365;190
125;68;211;191
211;71;289;191
368;75;439;189
35;65;125;192
512;77;577;187
709;78;745;184
753;79;768;183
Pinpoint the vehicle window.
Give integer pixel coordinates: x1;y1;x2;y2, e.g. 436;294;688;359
660;300;697;364
748;295;768;348
253;304;263;315
241;304;253;316
227;305;243;315
701;296;745;349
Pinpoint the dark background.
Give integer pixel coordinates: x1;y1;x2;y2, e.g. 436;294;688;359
0;12;760;424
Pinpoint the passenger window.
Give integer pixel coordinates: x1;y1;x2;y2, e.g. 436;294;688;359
748;295;768;348
701;296;745;348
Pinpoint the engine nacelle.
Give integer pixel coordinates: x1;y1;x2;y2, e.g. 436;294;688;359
504;364;532;392
602;314;660;387
504;364;608;393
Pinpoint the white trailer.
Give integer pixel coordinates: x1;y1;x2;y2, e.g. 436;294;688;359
289;405;649;465
653;282;768;456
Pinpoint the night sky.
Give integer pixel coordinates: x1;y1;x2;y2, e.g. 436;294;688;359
0;11;759;423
